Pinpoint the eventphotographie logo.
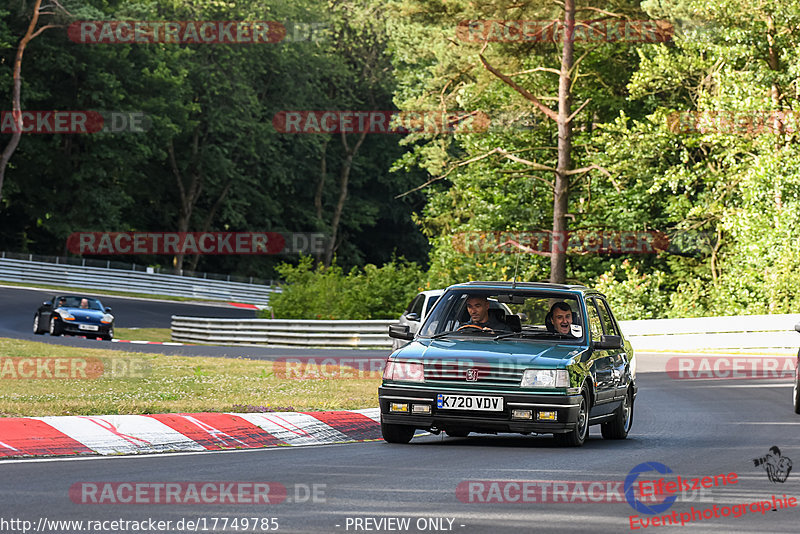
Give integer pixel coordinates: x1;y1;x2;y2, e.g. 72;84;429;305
753;446;793;483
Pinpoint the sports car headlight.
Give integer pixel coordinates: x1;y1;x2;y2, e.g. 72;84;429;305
101;314;114;324
521;369;568;388
56;309;75;320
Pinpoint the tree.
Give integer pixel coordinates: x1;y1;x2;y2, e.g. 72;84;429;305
388;0;652;284
0;0;71;207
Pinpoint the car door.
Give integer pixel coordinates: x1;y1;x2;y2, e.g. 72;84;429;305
586;297;616;405
403;294;426;336
596;297;629;400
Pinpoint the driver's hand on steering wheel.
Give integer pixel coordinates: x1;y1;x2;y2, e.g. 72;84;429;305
456;324;495;333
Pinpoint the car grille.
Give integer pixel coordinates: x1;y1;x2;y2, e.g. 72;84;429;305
424;360;523;386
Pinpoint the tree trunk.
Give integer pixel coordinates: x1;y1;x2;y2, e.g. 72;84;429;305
323;130;367;266
550;0;576;285
0;0;50;208
314;138;329;263
168;134;203;274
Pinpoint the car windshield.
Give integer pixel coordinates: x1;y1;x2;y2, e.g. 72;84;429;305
417;288;584;343
56;296;104;311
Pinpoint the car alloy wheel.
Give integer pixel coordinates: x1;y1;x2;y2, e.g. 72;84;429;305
602;388;634;439
33;314;42;334
49;317;61;336
555;389;589;447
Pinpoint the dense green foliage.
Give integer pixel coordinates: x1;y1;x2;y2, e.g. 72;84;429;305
4;0;800;319
265;256;425;319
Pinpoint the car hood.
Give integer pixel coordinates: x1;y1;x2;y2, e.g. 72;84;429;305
59;307;107;319
395;338;584;369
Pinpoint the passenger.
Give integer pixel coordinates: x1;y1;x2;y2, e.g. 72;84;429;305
459;295;506;332
80;298;90;309
547;302;573;334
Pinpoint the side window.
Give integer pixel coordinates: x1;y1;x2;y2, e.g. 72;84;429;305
596;298;619;336
409;295;424;317
423;295;440;317
585;299;603;342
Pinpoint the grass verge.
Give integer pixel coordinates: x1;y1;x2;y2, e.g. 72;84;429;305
0;337;378;417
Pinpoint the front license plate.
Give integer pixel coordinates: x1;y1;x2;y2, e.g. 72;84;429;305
78;324;99;331
437;394;503;411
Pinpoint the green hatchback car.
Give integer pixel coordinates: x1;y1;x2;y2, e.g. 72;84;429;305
380;281;636;447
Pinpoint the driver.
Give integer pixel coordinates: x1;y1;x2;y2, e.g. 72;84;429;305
548;302;573;334
461;295;506;332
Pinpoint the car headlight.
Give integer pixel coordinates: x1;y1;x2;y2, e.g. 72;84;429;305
56;309;75;320
382;360;425;383
101;314;114;324
521;369;568;388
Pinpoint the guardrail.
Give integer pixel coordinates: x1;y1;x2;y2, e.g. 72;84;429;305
0;257;276;305
619;314;800;351
171;317;394;348
172;314;800;351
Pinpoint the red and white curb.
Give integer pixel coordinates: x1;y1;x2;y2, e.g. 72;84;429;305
0;408;380;458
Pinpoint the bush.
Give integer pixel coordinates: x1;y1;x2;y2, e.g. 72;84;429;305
594;260;671;320
264;256;427;320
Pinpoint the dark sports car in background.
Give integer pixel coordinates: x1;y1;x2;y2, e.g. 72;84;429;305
33;295;115;341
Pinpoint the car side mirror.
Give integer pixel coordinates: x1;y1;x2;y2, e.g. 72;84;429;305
388;324;413;341
594;335;623;350
42;301;52;307
405;312;420;322
105;307;112;313
795;322;800;333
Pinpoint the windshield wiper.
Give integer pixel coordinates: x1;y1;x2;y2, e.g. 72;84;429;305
430;330;463;339
494;331;576;341
430;328;502;339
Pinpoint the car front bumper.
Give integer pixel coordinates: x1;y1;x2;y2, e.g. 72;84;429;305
379;385;584;434
59;322;113;336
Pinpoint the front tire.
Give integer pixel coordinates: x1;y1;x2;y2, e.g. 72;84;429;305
602;388;634;439
101;326;114;342
33;314;45;334
381;423;415;444
49;317;62;336
555;389;589;447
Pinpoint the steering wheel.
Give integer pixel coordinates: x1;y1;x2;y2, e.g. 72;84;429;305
457;324;494;333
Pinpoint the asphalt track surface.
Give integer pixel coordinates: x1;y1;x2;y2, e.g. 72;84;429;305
1;358;798;533
0;285;389;360
1;285;799;533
